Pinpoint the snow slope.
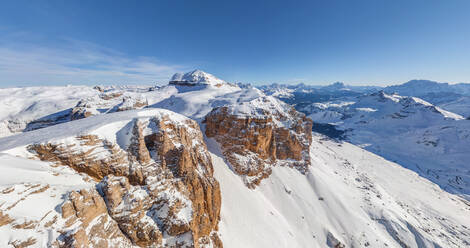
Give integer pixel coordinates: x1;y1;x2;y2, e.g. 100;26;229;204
0;85;178;137
207;134;470;248
0;108;190;153
0;86;100;137
301;91;470;199
152;82;253;120
437;96;470;118
0;154;94;247
259;82;381;107
385;80;470;97
384;80;470;117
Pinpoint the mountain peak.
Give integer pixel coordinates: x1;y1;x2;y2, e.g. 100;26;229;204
170;69;226;86
403;79;444;87
331;81;345;87
322;82;347;91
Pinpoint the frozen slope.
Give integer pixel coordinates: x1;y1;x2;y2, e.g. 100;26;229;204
0;86;100;137
437;96;470;118
0;85;178;137
207;135;470;248
301;91;470;199
152;84;263;120
0;154;94;247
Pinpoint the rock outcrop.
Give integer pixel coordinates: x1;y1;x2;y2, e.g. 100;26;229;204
205;96;313;188
71;93;148;120
70;98;103;120
24;110;222;247
60;188;132;248
116;96;148;112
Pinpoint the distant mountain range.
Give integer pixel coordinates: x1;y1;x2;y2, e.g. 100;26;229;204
294;91;470;198
259;79;470;118
384;79;470;96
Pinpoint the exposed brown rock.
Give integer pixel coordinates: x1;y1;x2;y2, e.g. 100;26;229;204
99;116;222;247
117;96;148;112
100;92;123;100
6;197;25;211
101;175;163;247
8;237;37;248
211;232;224;248
60;188;132;248
1;187;14;194
70;100;96;120
44;215;57;228
70;109;93;120
30;184;49;194
28;114;222;247
205;103;313;188
148;116;221;243
0;210;14;227
12;220;37;229
128;120;152;165
28;135;130;182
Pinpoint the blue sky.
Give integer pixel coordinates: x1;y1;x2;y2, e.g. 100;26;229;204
1;0;470;86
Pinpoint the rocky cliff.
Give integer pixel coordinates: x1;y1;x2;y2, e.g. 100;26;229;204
2;109;221;248
205;96;313;188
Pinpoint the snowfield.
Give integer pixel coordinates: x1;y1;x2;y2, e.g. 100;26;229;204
0;86;99;137
0;85;178;138
209;135;470;247
295;91;470;200
0;154;94;247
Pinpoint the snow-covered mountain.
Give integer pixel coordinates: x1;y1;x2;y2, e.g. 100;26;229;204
385;80;470;97
384;80;470;117
259;79;470;118
299;91;470;199
169;70;233;87
0;85;176;137
260;82;382;96
437;95;470;119
258;82;382;112
1;71;469;247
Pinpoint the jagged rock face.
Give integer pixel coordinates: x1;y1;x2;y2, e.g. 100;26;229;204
60;188;132;248
100;176;164;246
70;98;101;120
29;135;130;182
205;97;313;188
27;113;222;247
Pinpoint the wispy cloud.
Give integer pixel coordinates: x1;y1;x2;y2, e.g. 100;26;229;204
0;35;187;86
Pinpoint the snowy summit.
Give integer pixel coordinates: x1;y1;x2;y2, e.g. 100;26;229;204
169;69;227;86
